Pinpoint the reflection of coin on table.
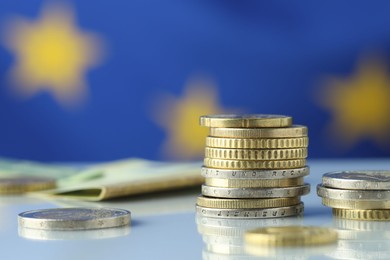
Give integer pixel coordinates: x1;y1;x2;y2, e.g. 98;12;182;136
0;176;56;194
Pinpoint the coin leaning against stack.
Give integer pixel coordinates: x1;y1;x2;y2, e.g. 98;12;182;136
196;114;310;219
317;170;390;220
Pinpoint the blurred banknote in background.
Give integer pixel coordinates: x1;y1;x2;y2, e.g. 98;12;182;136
1;1;390;162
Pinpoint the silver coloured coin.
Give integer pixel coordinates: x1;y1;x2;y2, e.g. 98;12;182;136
322;171;390;190
317;184;390;200
18;207;131;230
201;166;309;179
202;184;310;198
195;203;304;219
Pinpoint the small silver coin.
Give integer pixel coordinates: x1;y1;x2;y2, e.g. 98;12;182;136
202;184;310;198
195;203;304;219
18;207;131;230
201;166;310;179
317;184;390;200
322;171;390;190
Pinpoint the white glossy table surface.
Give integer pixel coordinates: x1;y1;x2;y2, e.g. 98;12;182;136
1;159;390;260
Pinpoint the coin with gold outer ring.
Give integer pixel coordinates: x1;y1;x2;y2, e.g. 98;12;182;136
205;177;304;188
245;226;338;246
209;125;307;138
205;147;307;160
333;208;390;220
321;198;390;209
200;114;292;128
206;136;309;149
204;158;306;169
196;196;300;209
0;176;56;194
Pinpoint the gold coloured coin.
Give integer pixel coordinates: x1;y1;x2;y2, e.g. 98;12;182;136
205;147;307;160
204;158;306;169
209;125;307;138
196;196;300;209
205;177;304;188
322;198;390;209
206;136;309;149
245;226;338;246
0;177;56;194
199;114;292;128
332;208;390;221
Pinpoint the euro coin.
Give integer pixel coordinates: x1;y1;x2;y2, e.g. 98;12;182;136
204;158;306;169
209;125;307;138
196;203;304;219
196;196;300;209
0;176;56;194
200;114;292;128
202;184;310;198
206;136;309;149
18;207;131;230
322;171;390;190
317;184;390;200
321;198;390;209
201;166;310;179
245;226;338;246
205;177;304;188
205;147;307;160
333;208;390;221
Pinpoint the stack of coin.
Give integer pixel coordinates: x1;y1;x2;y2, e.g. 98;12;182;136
196;114;310;219
317;170;390;220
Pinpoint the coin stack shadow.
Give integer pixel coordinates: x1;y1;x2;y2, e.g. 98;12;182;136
317;171;390;220
196;115;310;219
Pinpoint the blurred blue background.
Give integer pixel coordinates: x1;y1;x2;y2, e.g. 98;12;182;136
1;0;390;162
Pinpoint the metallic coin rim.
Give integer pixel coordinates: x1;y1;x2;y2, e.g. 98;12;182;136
197;196;301;209
202;184;310;198
317;184;390;200
244;226;338;246
205;136;309;149
204;158;306;169
321;197;390;209
199;114;292;128
18;207;131;230
204;147;308;160
201;166;310;179
209;125;308;138
332;208;390;221
0;177;56;194
322;170;390;190
205;177;305;188
195;203;304;219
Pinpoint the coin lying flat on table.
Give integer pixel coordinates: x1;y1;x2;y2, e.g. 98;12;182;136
333;208;390;221
205;177;305;188
321;198;390;209
200;114;292;128
201;166;310;179
317;184;390;200
202;184;310;198
205;147;307;160
0;176;56;194
196;203;304;219
204;158;306;169
245;226;338;246
206;136;309;149
209;125;308;138
196;196;300;209
322;171;390;190
18;208;131;230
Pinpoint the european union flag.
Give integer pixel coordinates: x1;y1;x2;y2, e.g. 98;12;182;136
1;1;390;162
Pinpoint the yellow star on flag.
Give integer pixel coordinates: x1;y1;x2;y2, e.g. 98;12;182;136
152;77;231;160
318;56;390;149
3;3;103;106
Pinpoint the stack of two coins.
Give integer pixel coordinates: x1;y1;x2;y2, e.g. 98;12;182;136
196;115;310;219
317;171;390;220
